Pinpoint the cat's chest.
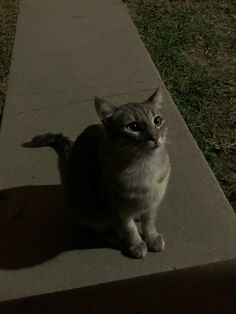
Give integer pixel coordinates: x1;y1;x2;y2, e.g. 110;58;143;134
116;153;170;208
100;148;170;212
122;151;169;186
121;161;169;196
122;164;160;190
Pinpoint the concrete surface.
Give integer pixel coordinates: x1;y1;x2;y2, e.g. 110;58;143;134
0;0;236;304
1;259;236;314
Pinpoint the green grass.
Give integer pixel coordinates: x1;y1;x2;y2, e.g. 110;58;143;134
0;0;19;120
126;0;236;209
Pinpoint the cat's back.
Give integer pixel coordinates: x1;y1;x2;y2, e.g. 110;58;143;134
65;124;104;222
67;124;104;183
70;124;103;163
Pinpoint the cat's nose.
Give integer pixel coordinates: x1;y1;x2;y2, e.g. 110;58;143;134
149;136;156;143
146;137;159;149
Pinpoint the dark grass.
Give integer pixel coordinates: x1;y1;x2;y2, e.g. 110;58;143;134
0;0;19;122
126;0;236;209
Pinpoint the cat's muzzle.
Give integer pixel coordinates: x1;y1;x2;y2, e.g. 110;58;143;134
146;139;159;149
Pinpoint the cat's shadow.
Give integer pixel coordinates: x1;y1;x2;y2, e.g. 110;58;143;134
0;184;109;270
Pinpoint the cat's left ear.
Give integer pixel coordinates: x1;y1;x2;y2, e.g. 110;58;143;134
146;87;164;109
95;97;117;123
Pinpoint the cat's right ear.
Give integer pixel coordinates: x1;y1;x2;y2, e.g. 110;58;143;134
95;97;117;123
146;87;164;109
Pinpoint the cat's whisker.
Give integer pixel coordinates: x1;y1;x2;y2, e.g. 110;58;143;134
165;136;190;143
164;138;172;144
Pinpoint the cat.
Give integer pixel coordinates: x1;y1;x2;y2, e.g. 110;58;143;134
26;88;170;258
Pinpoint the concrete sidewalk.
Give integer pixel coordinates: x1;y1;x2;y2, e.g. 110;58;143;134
0;0;236;304
1;259;236;314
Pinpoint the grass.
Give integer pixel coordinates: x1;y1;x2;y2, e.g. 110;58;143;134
0;0;19;122
125;0;236;210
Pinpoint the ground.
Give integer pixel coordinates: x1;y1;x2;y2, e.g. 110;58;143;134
0;0;235;209
126;0;236;210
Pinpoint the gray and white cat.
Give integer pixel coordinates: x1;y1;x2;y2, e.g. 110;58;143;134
28;88;170;258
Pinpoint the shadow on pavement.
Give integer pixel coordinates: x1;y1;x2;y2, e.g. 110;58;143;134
0;185;107;269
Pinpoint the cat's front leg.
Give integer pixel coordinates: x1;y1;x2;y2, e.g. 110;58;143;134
120;218;147;259
141;209;165;252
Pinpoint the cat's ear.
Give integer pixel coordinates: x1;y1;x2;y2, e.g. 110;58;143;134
146;87;164;109
95;97;117;123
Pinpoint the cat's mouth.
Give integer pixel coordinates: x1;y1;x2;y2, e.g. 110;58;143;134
145;140;159;150
151;143;159;150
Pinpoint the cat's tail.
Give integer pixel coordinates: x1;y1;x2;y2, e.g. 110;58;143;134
22;133;73;155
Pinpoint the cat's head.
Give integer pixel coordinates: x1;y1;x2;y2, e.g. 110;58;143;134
95;88;167;155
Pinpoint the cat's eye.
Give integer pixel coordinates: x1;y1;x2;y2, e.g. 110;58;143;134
127;122;142;132
154;115;162;126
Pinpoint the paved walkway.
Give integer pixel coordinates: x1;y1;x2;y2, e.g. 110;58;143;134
0;0;236;304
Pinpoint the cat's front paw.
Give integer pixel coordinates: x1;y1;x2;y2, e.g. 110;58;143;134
146;233;165;252
128;240;148;259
